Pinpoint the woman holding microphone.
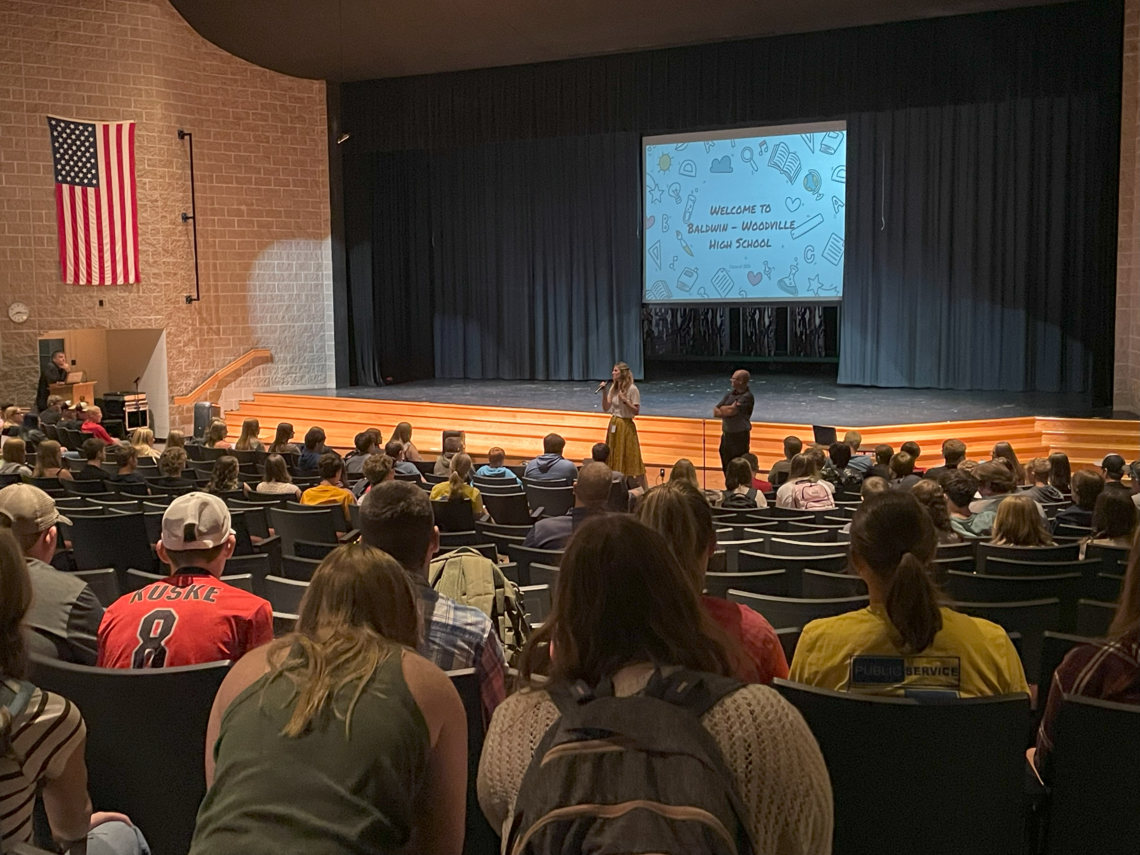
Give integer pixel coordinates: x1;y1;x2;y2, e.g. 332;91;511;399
600;362;647;489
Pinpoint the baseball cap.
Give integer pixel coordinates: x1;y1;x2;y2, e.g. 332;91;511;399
161;493;233;551
1101;454;1125;475
0;484;72;540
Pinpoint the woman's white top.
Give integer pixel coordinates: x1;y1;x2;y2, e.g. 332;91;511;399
606;383;641;419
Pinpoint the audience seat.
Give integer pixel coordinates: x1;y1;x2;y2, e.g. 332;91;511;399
801;568;867;599
474;481;524;495
282;554;322;581
29;654;230;855
1074;599;1116;638
775;626;801;662
270;507;341;555
524;484;574;519
72;567;119;608
1042;695;1140;855
932;555;976;581
285;501;350;535
68;512;157;584
739;551;847;593
719;539;770;573
767;537;851;557
265;574;308;614
448;668;499;855
767;523;833;541
1082;543;1131;575
728;590;868;629
977;543;1080;572
950;598;1061;679
524;561;559;591
1052;523;1092;539
945;571;1082;631
272;611;298;637
704;569;786;599
506;545;562;587
432;499;476;533
774;679;1027;855
223;553;271;597
519;584;551;624
1035;631;1100;726
480;492;533;527
1088;572;1124;603
715;522;772;542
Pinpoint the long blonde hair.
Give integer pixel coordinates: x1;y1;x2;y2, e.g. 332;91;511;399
166;429;186;449
235;418;261;451
991;495;1053;546
613;362;633;393
448;453;473;501
130;427;156;455
263;544;420;738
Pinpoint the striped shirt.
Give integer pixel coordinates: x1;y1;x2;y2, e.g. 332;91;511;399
0;681;86;846
1035;638;1140;780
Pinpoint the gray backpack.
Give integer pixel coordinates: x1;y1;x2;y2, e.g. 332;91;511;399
506;668;753;855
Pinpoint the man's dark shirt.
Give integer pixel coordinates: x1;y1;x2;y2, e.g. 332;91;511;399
716;390;755;434
36;364;67;412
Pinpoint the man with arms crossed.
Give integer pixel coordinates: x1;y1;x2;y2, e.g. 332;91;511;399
713;369;755;473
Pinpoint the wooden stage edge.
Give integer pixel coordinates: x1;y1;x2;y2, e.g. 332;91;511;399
226;392;1140;490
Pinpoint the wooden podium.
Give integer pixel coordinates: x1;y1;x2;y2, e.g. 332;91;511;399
50;381;97;405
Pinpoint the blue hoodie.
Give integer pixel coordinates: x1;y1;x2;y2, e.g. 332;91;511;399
523;453;577;483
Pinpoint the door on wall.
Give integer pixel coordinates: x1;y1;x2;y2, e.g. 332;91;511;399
38;338;66;373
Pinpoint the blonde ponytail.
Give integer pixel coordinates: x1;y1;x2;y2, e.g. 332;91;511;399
884;551;943;653
448;453;472;502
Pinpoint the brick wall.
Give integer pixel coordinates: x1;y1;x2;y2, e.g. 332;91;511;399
1116;0;1140;416
0;0;333;432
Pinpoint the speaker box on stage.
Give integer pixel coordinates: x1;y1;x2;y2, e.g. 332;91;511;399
104;392;150;430
193;402;220;439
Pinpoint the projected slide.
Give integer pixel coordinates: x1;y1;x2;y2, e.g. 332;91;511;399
643;122;847;303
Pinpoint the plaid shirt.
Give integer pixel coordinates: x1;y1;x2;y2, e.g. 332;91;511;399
416;580;507;724
1035;637;1140;780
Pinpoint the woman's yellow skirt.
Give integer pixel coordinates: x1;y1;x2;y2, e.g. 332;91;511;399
607;416;645;477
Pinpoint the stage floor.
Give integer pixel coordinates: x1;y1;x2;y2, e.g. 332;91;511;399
288;373;1106;426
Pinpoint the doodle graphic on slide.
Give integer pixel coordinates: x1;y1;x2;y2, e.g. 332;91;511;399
643;125;847;302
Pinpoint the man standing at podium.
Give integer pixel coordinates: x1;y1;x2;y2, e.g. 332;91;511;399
36;350;68;413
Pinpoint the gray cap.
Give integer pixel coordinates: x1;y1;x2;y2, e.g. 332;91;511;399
0;484;72;541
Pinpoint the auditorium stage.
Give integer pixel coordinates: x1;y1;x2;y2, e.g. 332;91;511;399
284;373;1106;425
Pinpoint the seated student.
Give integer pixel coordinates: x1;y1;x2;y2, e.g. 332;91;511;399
150;447;196;492
843;430;874;474
297;427;327;472
385;440;423;482
790;491;1028;697
1102;453;1129;492
868;443;894;481
1034;537;1139;782
193;545;466;855
1054;468;1105;530
775;452;836;510
31;439;72;482
474;446;522;485
637;481;789;685
1048;451;1072;496
970;460;1046;521
255;453;302;499
944;470;995;538
478;514;833;851
900;441;924;475
344;429;380;478
0;528;150;855
838;476;891;535
360;481;507;723
768;435;801;487
79;406;118;446
433;435;464;477
392;421;422;463
165;429;187;449
358;453;395;497
38;394;65;426
301;453;357;523
1025;457;1064;504
668;458;722;508
523;462;611;550
0;438;32;479
821;441;862;497
57;403;85;434
910;479;963;544
129;427;161;460
429;453;485;519
2;407;23;432
591;443;630;512
233;417;264;453
889;452;921;492
0;484;102;664
722;457;766;509
267;422;301;456
740;452;773;493
107;444;148;488
523;433;578;483
205;455;242;496
97;493;273;667
204;419;233;450
74;438;108;487
1084;489;1139;552
924;438;967;482
990;494;1053;547
991;441;1027;484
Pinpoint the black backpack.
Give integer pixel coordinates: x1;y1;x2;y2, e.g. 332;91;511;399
721;488;758;509
507;668;753;855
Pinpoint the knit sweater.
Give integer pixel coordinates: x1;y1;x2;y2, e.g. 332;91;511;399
477;668;834;854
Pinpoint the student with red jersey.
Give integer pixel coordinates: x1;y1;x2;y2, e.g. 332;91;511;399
97;493;273;668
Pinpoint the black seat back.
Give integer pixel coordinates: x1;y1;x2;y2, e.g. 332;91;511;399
431;498;476;533
728;590;868;629
1075;599;1116;638
704;569;787;598
68;512;156;583
30;655;230;855
977;542;1080;571
802;568;867;599
269;507;339;554
481;492;532;526
506;544;563;587
524;483;574;518
950;598;1061;679
448;668;498;855
265;574;309;613
775;679;1027;855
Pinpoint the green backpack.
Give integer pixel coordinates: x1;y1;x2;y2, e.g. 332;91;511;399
428;547;532;663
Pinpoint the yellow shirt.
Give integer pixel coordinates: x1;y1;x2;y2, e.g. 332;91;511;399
789;604;1028;699
300;483;356;524
429;481;484;517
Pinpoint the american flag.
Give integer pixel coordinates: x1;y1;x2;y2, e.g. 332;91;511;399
47;116;139;285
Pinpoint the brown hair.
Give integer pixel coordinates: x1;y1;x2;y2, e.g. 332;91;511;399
1028;457;1051;485
447;453;473;501
889;452;915;479
992;442;1025;483
0;529;32;681
518;515;734;687
1;439;26;466
1071;469;1105;511
318;452;344;483
900;441;921;460
268;423;295;453
158;447;187;477
487;447;506;468
362;453;395;486
1109;536;1140;642
788;453;815;481
262;453;292;484
392;422;413;445
991;495;1054;546
205;420;228;447
941;439;967;466
1091;490;1139;540
1048;452;1071;493
874;444;894;466
208;456;240;493
235;418;261;451
724;458;753;491
974;461;1016;495
910;478;955;535
669;459;699;488
263;544;419;738
33;440;63;477
166;429;186;449
636;482;714;589
359;480;434;570
850;491;942;653
112;444;137;469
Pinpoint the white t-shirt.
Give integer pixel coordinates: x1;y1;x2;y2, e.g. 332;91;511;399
606;383;640;419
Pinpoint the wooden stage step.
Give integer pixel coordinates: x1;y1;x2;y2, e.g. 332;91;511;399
226;392;1139;489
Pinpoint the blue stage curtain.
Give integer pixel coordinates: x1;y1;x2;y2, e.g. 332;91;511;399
838;96;1118;396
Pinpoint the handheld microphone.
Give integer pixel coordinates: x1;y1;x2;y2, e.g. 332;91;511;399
594;381;606;394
